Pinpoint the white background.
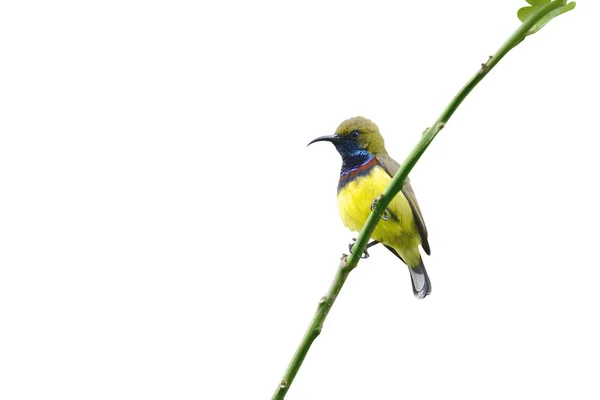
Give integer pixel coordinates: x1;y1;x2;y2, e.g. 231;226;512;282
1;1;598;399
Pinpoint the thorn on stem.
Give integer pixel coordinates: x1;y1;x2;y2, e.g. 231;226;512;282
318;296;327;305
480;55;493;71
280;380;287;389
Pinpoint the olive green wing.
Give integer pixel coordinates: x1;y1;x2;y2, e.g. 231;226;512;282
376;154;431;255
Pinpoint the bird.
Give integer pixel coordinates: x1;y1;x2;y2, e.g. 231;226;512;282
308;116;432;299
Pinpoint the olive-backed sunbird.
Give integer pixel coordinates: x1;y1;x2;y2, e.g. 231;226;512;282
308;116;432;299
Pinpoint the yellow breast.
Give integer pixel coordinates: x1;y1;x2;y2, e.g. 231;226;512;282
337;166;421;262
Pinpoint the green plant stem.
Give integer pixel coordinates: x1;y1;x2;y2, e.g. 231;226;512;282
272;255;351;400
272;2;567;399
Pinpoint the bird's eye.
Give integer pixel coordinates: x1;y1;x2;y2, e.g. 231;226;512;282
350;130;360;138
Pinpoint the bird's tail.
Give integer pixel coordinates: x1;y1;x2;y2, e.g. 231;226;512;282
383;245;431;299
407;259;431;300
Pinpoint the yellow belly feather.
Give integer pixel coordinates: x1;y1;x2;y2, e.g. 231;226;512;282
337;166;422;266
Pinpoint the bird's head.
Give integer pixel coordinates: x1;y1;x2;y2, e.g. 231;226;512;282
307;116;387;157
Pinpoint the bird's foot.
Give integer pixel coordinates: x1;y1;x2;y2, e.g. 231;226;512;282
349;238;369;259
370;194;383;212
370;195;399;221
348;239;380;259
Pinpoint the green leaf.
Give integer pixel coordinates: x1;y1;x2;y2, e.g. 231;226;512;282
518;6;534;22
526;0;550;6
518;1;576;35
560;2;577;14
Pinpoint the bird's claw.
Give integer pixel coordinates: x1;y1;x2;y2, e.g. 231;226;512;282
370;195;398;221
349;238;370;259
370;195;383;212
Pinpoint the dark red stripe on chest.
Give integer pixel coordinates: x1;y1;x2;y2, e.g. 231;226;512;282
337;157;379;192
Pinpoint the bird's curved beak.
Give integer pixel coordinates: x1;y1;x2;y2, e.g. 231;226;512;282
307;134;341;147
